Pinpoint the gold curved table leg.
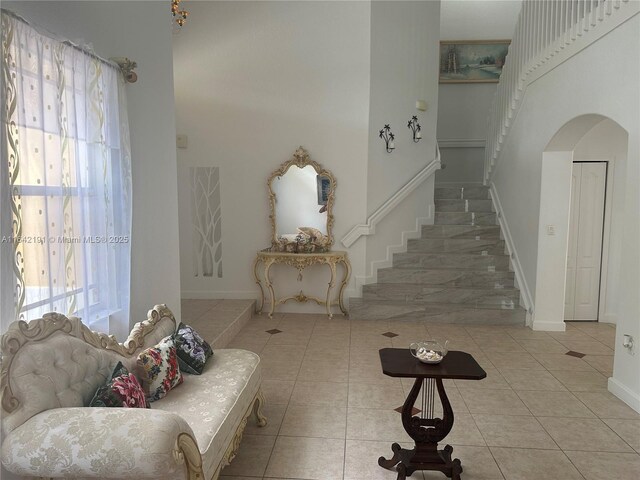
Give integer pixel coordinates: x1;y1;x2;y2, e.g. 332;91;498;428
253;256;265;314
325;259;337;319
338;257;351;315
264;259;276;319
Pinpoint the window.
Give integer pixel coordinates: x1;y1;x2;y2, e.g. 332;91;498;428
1;11;132;334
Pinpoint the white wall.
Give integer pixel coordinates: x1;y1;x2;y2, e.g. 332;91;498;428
359;0;441;291
175;1;443;310
491;15;640;410
367;0;441;214
174;1;371;309
437;0;521;183
3;1;183;330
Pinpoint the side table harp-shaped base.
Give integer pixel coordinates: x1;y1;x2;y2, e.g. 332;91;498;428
378;442;462;480
378;349;486;480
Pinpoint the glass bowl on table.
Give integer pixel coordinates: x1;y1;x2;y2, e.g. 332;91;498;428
409;340;449;364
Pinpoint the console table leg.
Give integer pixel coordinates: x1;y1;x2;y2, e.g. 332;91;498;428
264;260;276;319
337;258;351;315
325;260;336;318
253;257;265;314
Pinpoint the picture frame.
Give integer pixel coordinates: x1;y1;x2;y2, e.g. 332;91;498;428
439;40;510;84
316;175;331;206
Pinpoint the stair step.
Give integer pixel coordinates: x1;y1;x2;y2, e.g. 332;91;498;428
435;185;490;200
421;225;501;239
435;212;496;225
362;283;520;306
435;199;494;212
393;252;510;270
407;238;505;254
378;268;514;287
349;298;526;325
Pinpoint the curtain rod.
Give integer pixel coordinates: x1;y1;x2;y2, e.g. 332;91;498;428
1;8;138;83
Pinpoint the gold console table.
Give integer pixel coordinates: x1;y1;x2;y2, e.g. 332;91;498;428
253;250;351;318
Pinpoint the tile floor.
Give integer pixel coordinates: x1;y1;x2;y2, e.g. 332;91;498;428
214;312;639;480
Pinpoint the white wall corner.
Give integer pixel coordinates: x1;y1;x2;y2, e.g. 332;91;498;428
525;310;534;326
489;182;535;325
608;377;640;414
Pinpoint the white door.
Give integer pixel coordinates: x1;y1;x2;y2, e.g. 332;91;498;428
565;162;607;321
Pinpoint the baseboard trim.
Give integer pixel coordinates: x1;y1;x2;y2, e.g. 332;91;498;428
608;377;640;414
489;183;535;325
353;210;434;297
532;320;566;332
182;290;258;300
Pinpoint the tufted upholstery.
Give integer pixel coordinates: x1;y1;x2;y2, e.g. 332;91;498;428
2;333;122;436
1;308;177;437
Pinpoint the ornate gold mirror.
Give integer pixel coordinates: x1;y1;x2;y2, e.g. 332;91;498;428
268;147;336;253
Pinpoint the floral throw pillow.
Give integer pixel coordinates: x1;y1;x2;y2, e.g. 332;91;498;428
173;322;214;375
137;336;184;402
90;361;148;408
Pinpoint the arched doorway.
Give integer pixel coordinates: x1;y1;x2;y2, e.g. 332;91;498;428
533;115;628;330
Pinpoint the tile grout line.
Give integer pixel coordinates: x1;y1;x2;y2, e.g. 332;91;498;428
342;315;353;480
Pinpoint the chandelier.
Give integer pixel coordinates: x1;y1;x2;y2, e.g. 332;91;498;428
171;0;189;27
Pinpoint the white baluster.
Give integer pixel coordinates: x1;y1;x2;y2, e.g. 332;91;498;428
538;0;544;63
564;0;571;46
584;0;591;31
545;0;552;57
555;0;562;51
523;0;532;69
571;0;578;40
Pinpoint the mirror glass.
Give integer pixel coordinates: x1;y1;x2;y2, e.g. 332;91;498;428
272;165;329;237
267;147;335;253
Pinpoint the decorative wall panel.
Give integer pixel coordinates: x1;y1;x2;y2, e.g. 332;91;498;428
190;167;223;278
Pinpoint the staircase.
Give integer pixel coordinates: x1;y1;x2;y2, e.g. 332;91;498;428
349;184;526;324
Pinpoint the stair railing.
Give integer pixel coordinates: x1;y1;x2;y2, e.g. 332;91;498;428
484;0;638;182
341;144;441;248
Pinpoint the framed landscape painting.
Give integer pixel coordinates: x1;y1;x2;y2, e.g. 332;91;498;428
439;40;510;83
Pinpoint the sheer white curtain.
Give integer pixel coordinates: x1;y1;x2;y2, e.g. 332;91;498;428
1;11;132;335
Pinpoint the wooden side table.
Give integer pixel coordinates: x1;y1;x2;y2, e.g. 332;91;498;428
253;250;351;318
378;348;486;480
